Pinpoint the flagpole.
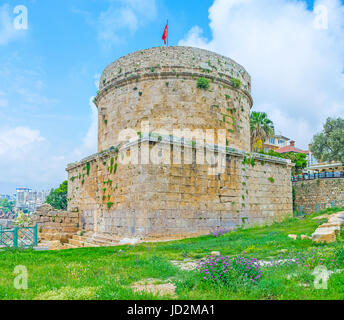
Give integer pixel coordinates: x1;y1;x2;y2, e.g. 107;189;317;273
167;20;169;46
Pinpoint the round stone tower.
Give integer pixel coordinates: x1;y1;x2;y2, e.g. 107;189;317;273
95;46;253;153
66;46;293;240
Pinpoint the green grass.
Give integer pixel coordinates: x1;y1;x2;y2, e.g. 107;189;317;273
0;207;343;300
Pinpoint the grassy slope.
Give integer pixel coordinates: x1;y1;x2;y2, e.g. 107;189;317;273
0;207;343;300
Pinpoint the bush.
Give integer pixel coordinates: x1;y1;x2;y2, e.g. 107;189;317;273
13;211;32;227
197;254;262;286
197;77;210;90
231;78;242;88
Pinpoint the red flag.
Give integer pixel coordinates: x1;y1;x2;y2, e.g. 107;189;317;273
162;23;168;45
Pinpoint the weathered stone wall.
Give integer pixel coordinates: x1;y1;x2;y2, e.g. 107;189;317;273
66;46;293;240
32;204;80;243
96;46;252;153
67;141;293;240
294;178;344;214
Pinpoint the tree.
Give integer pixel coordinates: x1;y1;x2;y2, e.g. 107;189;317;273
46;180;68;210
282;152;308;174
0;198;15;214
310;117;344;163
250;112;275;151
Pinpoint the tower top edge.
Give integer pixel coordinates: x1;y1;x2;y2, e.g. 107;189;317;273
99;46;251;91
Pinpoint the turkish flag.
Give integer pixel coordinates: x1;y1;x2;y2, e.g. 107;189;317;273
162;23;168;45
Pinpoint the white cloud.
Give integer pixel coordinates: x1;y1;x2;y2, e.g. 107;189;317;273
94;73;101;89
71;97;98;161
0;4;24;45
0;96;98;192
0;127;45;156
179;0;344;149
0;127;66;190
97;0;157;48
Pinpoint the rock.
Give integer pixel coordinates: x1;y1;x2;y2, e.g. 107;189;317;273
301;235;312;240
170;260;198;271
330;212;344;218
312;228;337;243
328;218;344;226
211;251;221;257
120;238;140;245
312;214;329;220
310;211;344;244
36;203;53;212
318;223;342;231
288;234;297;240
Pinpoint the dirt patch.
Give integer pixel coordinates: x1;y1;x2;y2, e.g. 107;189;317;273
131;278;177;298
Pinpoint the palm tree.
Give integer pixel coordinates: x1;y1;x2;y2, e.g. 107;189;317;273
250;112;275;152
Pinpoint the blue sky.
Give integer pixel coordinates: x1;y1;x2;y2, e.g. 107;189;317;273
1;0;212;151
0;0;343;193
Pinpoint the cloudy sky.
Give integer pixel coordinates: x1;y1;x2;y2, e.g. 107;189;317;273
0;0;343;193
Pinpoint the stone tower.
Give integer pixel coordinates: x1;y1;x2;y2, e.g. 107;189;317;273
67;46;293;240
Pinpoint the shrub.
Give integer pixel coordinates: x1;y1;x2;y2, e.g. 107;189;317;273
13;211;32;227
268;177;275;183
197;77;210;90
197;254;262;286
231;78;242;88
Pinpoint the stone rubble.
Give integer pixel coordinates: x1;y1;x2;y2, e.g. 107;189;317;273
312;212;344;243
32;204;80;244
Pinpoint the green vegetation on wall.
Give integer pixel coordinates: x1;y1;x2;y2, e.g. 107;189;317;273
196;77;210;90
231;78;242;88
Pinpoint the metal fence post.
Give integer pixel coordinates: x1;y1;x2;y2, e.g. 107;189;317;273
33;224;38;246
13;227;18;248
0;225;3;245
299;206;303;216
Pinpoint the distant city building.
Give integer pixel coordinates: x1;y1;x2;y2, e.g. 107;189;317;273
263;135;290;153
15;188;49;212
307;144;318;166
